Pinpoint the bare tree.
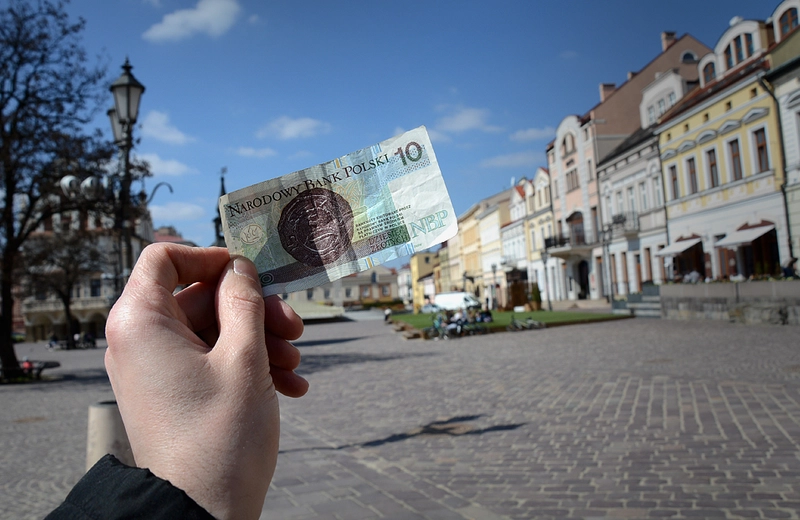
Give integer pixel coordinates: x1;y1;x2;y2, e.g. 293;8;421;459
0;0;112;375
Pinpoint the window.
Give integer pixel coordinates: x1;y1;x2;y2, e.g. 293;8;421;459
562;133;575;156
361;285;371;298
668;92;676;106
381;285;390;297
725;45;733;69
733;36;744;63
640;182;648;211
566;169;580;191
745;33;754;56
781;8;799;36
707;149;719;188
531;230;537;251
754;128;769;172
616;191;624;214
670;165;679;200
324;288;331;299
654;177;663;207
307;289;314;300
687;158;698;194
703;63;716;83
627;187;636;213
345;287;352;298
606;195;613;217
91;279;102;297
587;159;593;180
729;139;743;180
657;99;666;116
648;106;656;125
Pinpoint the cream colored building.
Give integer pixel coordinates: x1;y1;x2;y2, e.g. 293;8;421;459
525;168;558;302
282;264;398;307
547;31;711;300
477;190;511;309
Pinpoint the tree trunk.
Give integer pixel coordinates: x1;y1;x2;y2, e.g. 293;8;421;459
0;250;20;378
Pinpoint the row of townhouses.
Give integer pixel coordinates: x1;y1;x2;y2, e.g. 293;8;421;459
418;1;800;311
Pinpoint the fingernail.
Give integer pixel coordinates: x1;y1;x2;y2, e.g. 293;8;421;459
232;257;257;281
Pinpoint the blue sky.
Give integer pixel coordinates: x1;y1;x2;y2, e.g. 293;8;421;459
66;0;770;250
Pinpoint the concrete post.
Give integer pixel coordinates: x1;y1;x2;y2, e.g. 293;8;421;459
86;400;134;471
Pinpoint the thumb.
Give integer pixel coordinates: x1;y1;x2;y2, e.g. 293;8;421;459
214;256;267;363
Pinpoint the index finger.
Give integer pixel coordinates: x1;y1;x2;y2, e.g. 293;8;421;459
127;244;232;295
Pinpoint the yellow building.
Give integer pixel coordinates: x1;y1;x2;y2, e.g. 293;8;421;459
458;204;483;299
655;11;789;279
409;251;436;312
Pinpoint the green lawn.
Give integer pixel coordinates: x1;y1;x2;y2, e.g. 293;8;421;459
392;310;625;331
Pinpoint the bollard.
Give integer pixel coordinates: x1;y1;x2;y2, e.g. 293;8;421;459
86;400;134;471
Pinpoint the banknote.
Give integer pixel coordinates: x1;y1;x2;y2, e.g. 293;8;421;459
219;126;457;296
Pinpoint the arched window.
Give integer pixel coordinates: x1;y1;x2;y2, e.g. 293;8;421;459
781;8;799;36
681;51;697;63
561;133;575;157
703;63;717;83
724;45;733;69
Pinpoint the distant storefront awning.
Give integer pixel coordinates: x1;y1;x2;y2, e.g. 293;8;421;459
715;225;775;249
654;238;702;257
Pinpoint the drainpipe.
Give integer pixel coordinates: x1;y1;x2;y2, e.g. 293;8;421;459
757;73;795;260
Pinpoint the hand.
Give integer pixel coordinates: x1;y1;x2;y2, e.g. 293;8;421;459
105;244;308;519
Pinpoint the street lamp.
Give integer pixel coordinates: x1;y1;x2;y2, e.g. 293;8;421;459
540;248;553;311
108;58;145;287
600;224;614;302
491;263;497;310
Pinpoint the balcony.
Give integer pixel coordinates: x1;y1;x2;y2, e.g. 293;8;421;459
609;212;640;238
545;227;595;260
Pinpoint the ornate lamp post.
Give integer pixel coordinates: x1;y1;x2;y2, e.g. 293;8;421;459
108;58;145;287
540;248;553;311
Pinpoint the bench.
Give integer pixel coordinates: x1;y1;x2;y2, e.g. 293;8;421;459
24;361;61;379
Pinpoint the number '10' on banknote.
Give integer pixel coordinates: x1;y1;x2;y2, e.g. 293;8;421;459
219;126;457;296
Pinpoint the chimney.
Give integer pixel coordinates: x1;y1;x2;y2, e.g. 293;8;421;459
661;31;676;51
599;83;616;103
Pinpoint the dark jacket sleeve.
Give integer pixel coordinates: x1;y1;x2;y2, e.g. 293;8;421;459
46;454;215;520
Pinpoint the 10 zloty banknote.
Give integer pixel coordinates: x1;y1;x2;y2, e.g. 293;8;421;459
219;126;457;296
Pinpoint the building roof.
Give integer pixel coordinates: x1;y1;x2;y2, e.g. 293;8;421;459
657;57;769;128
597;126;656;169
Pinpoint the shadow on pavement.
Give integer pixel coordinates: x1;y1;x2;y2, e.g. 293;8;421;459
280;414;526;454
294;337;367;348
296;352;437;376
49;368;110;387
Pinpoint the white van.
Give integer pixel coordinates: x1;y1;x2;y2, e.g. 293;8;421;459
433;292;482;311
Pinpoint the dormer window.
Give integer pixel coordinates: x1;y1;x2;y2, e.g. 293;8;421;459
725;46;733;69
781;8;798;37
703;63;716;83
681;51;698;63
733;36;744;63
745;33;754;56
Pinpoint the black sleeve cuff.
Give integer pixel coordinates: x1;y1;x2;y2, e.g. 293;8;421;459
46;454;216;520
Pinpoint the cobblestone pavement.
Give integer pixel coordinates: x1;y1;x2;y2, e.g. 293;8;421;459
3;318;800;519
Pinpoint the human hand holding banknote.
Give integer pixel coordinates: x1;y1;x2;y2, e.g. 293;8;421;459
220;126;457;295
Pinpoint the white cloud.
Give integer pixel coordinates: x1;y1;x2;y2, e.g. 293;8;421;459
235;146;277;158
510;126;556;142
138;153;196;176
141;111;194;145
247;14;260;24
149;201;205;221
480;151;544;168
257;116;331;140
435;106;503;134
142;0;241;43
